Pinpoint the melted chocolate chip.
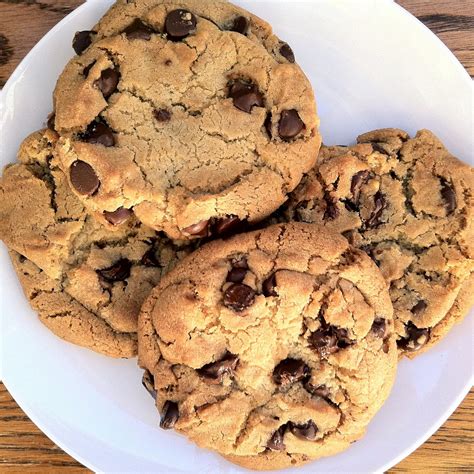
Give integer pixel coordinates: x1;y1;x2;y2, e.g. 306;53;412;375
70;160;100;196
279;42;295;63
72;30;94;55
104;207;132;225
160;401;179;429
154;108;172;122
262;273;277;297
227;262;248;283
304;382;330;399
371;318;388;338
81;121;115;147
273;358;310;387
214;215;245;236
142;370;156;399
165;9;197;39
289;420;318;440
366;191;386;227
230;16;249;35
229;80;264;113
123;19;154;40
223;283;255;312
141;248;161;267
323;192;339;220
97;258;132;283
264;113;273;138
397;322;430;352
440;178;456;214
95;68;120;98
351;170;371;204
182;220;210;237
47;113;55;131
82;60;96;77
278;109;305;139
411;300;427;316
198;353;239;382
267;425;287;451
310;323;353;357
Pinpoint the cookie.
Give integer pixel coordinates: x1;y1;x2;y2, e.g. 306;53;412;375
138;223;397;469
285;129;474;358
52;0;320;240
0;130;191;357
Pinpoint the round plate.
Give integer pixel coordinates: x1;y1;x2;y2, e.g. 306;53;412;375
1;0;472;472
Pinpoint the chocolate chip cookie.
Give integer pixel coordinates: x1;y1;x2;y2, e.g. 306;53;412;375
138;222;397;469
0;129;191;357
53;0;320;240
285;129;474;358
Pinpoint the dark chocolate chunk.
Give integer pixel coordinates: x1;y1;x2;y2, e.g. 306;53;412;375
69;160;100;196
213;215;245;236
97;258;132;283
262;273;277;297
82;60;96;77
397;322;430;352
154;109;172;122
229;80;264;113
165;9;197;39
371;318;388;338
279;42;295;63
72;30;94;55
440;178;456;214
323;192;339;220
198;353;239;382
230;16;249;35
278;109;305;139
223;283;255;312
81;121;115;147
103;207;132;225
289;420;317;440
141;248;161;267
366;191;386;227
267;425;287;451
95;68;120;98
304;382;330;399
310;323;353;357
123;19;154;40
350;170;371;204
47;113;55;131
182;220;210;238
273;358;310;387
142;370;156;399
411;300;427;316
160;401;179;429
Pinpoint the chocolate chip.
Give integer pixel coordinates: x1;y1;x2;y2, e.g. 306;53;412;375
72;30;94;55
97;258;132;283
371;318;388;338
230;16;249;35
154;109;172;122
310;323;353;357
160;401;179;429
366;191;386;227
47;113;55;131
81;121;115;147
289;420;317;440
262;273;277;297
264;113;273;138
198;353;239;382
229;80;264;113
214;215;245;236
273;358;310;387
123;19;154;40
304;382;330;399
165;9;197;39
411;300;427;316
279;42;295;63
95;68;120;98
440;179;456;214
104;207;132;225
142;370;156;399
397;322;430;352
141;248;161;267
82;60;96;77
70;160;100;196
351;170;371;204
227;265;247;284
223;283;255;312
267;425;287;451
278;109;305;139
182;220;210;237
323;192;339;220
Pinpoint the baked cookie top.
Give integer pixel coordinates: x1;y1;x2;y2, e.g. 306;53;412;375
52;0;320;240
138;223;397;469
285;129;474;357
0;129;191;357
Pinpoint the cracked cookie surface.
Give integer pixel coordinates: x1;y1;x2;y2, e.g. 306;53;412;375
284;129;474;358
0;129;191;357
138;222;397;469
52;0;320;240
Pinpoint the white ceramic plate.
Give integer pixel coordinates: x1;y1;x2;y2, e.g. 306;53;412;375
1;0;473;472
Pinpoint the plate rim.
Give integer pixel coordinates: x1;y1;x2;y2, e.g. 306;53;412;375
1;0;473;472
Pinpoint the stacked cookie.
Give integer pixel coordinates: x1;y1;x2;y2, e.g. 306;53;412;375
1;0;472;470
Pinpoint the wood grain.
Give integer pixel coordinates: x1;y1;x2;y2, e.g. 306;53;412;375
0;0;473;472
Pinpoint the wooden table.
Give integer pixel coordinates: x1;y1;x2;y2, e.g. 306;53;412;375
0;0;472;471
